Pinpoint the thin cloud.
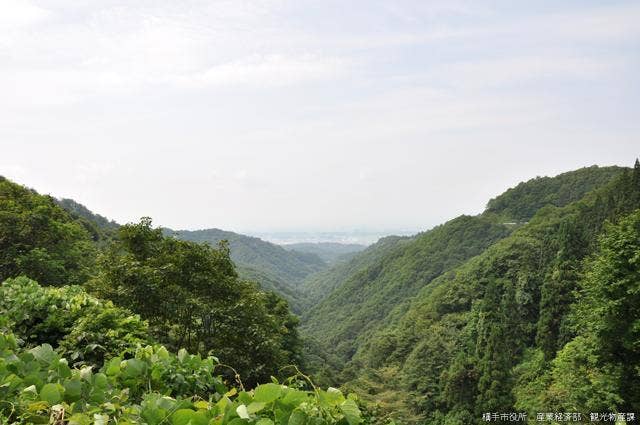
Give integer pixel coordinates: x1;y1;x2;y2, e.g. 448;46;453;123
0;0;638;231
0;0;49;29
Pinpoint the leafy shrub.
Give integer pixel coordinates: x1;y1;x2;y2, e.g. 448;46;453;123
0;332;363;425
91;218;302;386
0;277;151;367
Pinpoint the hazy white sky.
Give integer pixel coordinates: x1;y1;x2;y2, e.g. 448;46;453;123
1;0;638;233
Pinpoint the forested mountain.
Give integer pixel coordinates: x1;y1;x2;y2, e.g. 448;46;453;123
164;228;328;313
165;227;327;285
0;176;96;286
53;199;328;289
301;164;640;423
234;264;309;313
2;162;639;424
0;176;363;424
484;165;624;222
283;242;367;265
301;215;512;365
298;167;623;313
300;235;413;307
53;198;327;311
55;197;120;238
0;178;302;383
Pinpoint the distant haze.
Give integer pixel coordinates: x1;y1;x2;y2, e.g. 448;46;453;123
1;0;638;233
254;230;415;246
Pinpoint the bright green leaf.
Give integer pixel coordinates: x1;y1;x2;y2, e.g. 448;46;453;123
40;383;62;405
254;383;283;403
339;399;361;425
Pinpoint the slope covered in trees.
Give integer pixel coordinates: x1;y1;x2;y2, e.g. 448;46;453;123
53;198;323;312
0;176;96;286
301;216;511;364
0;176;368;425
166;228;327;285
300;164;633;422
56;198;119;231
484;165;624;222
299;235;413;307
2;162;639;425
334;164;640;423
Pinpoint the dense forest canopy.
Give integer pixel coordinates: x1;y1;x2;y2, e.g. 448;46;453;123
92;217;302;385
0;176;96;286
165;228;327;285
0;176;364;424
307;163;640;423
484;165;625;222
1;161;639;424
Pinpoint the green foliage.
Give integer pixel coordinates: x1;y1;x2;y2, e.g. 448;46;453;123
554;209;640;411
0;332;363;425
0;176;96;286
302;215;511;378
0;277;151;367
55;197;119;243
92;218;302;386
165;227;328;285
236;265;310;314
485;165;624;221
303;161;639;423
300;236;412;307
512;349;552;415
545;336;623;413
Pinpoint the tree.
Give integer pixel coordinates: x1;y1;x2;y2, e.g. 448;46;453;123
91;218;302;385
0;176;95;286
570;209;640;410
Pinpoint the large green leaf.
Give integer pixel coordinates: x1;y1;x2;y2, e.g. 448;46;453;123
40;383;62;405
339;400;361;425
30;344;57;365
288;410;307;425
248;401;266;414
253;383;283;403
63;379;82;402
171;408;208;425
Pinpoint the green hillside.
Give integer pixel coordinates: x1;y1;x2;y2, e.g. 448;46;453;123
300;235;413;307
484;165;624;221
236;265;309;313
3;162;639;424
299;164;632;422
0;176;366;424
53;199;324;310
300;166;623;314
317;164;638;423
0;177;96;286
164;228;328;285
301;216;511;363
55;197;120;239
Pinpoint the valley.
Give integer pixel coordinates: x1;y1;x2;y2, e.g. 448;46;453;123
1;162;639;423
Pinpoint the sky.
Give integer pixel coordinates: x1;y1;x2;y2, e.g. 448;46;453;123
1;0;639;235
